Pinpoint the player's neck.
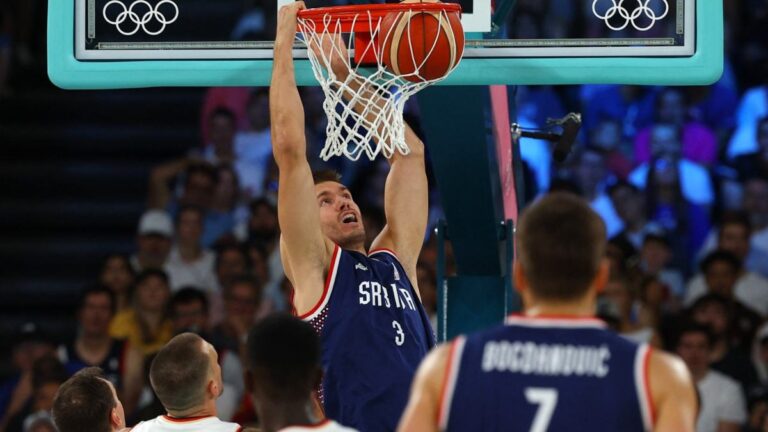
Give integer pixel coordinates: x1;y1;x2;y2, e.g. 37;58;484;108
258;400;316;432
523;298;596;318
167;399;217;420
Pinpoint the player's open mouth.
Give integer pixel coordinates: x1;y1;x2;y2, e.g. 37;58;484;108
342;213;358;224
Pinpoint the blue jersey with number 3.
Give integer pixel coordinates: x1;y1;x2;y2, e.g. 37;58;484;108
439;316;654;432
299;245;435;432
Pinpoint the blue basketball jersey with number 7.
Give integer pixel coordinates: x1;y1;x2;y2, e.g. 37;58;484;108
438;316;653;432
299;245;436;432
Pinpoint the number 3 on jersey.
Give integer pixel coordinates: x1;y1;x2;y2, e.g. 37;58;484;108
525;387;558;432
392;320;405;346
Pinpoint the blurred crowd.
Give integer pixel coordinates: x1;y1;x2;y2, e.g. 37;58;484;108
2;0;768;431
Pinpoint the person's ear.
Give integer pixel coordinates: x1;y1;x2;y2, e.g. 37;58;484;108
513;261;527;295
109;407;121;427
593;259;610;295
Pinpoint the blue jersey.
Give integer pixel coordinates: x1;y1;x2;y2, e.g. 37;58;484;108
299;245;435;432
439;315;654;432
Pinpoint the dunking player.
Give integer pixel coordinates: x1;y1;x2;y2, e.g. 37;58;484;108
271;2;434;432
398;193;698;432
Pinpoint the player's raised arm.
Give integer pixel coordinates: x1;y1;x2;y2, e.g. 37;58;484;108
271;1;333;300
649;351;698;432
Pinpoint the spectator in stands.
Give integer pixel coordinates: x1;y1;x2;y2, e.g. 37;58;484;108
99;254;135;313
732;118;768;181
148;159;234;247
634;87;718;167
630;123;715;208
685;214;768;315
110;269;174;356
211;276;263;364
0;324;55;430
232;89;273;199
244;198;284;310
3;356;68;432
728;87;768;160
57;286;143;418
131;210;173;273
676;322;747;432
51;367;126;432
571;146;623;237
589;119;633;179
212;164;248;242
165;205;217;293
210;243;250;323
132;333;242;431
608;180;660;252
246;315;357;432
740;178;768;280
689;294;759;395
168;288;245;422
602;271;660;346
638;233;685;301
753;325;768;386
581;85;656;140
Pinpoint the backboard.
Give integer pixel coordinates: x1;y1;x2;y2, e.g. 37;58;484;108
48;0;723;88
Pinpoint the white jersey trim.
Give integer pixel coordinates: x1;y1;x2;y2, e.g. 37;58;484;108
634;344;654;431
299;244;342;322
438;336;466;431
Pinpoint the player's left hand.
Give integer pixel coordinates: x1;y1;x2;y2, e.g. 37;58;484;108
275;1;306;46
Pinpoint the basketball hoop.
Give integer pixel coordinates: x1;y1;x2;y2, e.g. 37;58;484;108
296;2;464;161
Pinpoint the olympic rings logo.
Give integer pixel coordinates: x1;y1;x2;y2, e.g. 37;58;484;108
103;0;179;36
592;0;669;32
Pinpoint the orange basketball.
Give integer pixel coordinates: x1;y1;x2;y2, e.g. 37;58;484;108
380;1;464;83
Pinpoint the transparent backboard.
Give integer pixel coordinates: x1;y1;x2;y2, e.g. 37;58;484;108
48;0;723;88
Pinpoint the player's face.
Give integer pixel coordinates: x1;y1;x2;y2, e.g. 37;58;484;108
205;342;224;398
102;378;126;429
315;182;366;249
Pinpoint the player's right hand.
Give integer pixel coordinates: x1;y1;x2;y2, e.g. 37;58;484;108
275;1;306;45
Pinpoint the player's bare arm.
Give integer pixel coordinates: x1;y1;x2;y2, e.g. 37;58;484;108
271;1;334;314
397;343;450;432
309;34;428;291
649;350;698;432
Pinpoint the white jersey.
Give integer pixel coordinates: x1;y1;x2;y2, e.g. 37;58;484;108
130;415;241;432
278;420;358;432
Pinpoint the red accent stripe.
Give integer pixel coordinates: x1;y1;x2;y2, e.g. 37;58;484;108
644;347;656;426
297;245;339;319
162;415;213;423
368;248;399;259
436;340;459;426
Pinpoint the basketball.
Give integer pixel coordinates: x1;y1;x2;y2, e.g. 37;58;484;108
380;0;464;83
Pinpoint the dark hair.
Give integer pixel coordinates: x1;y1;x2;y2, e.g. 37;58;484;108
169;287;209;316
700;250;742;274
676;321;716;349
52;368;115;432
718;211;752;236
149;333;210;413
185;161;219;186
209;107;236;123
79;285;117;316
247;314;321;401
516;192;606;301
215;243;249;272
100;254;135;278
312;170;342;185
642;232;671;248
176;204;206;224
135;268;170;287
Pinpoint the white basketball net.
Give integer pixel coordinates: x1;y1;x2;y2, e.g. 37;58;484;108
296;8;461;161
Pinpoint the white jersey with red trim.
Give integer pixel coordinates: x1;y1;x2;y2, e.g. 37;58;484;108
129;415;241;432
439;315;654;432
278;419;359;432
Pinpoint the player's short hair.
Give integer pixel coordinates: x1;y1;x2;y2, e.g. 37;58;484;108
247;314;320;401
149;333;210;412
516;192;606;301
52;367;115;432
312;170;342;185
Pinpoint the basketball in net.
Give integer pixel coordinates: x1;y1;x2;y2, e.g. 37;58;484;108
380;0;464;83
